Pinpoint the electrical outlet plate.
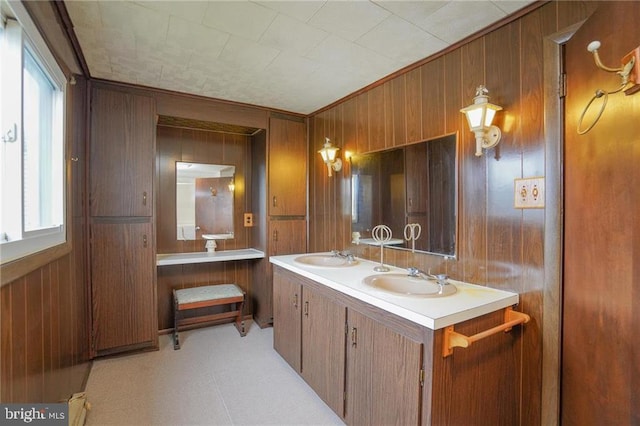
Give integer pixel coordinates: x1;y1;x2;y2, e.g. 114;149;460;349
514;177;545;209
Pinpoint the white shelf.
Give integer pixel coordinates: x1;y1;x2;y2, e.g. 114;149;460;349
358;237;405;246
157;249;265;266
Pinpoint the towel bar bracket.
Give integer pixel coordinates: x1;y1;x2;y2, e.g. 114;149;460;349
442;307;530;357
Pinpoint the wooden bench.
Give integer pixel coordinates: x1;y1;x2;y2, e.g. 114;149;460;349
173;284;246;350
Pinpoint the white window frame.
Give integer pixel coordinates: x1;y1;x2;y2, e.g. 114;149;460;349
0;0;67;265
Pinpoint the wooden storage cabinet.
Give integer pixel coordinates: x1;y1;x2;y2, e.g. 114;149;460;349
345;309;422;425
90;220;156;355
88;86;158;356
301;286;346;416
89;87;155;217
268;117;307;216
272;268;302;371
273;267;422;422
269;219;307;256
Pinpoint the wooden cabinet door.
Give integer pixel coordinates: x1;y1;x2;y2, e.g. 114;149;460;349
91;220;156;355
273;268;302;372
270;219;307;255
90;88;156;217
301;286;346;417
346;309;423;426
268;117;307;216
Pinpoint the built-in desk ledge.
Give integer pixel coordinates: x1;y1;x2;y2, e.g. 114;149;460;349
157;249;265;266
270;253;519;330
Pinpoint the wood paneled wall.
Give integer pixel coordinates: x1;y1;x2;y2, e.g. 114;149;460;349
308;2;597;425
156;126;256;330
1;77;90;403
562;2;640;424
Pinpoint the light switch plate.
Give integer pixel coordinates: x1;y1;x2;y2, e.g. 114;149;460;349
244;213;254;227
514;177;545;209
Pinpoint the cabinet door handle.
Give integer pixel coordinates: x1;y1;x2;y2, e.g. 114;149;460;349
273;229;278;241
143;191;147;206
272;196;277;207
293;293;298;308
351;327;357;347
408;197;413;208
304;301;309;317
143;234;148;248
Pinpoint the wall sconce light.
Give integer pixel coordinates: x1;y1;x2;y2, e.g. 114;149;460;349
318;137;342;177
460;85;503;157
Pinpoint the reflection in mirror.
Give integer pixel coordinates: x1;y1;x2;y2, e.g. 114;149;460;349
176;162;235;240
351;134;457;257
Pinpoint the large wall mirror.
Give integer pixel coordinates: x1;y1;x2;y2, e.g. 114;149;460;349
351;134;457;257
176;161;235;240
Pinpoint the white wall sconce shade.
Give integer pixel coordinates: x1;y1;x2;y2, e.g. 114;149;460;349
318;137;342;177
460;85;503;157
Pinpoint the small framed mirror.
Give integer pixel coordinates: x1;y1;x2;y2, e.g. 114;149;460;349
176;161;235;240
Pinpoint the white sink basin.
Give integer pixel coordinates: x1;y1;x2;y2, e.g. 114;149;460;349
362;273;457;297
294;254;358;268
202;233;234;240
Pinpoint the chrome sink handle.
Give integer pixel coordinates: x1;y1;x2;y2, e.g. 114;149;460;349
407;267;449;285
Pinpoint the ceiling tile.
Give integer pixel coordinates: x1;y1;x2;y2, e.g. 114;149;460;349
373;1;448;29
134;1;209;24
98;1;169;43
308;1;390;42
307;35;391;77
218;36;281;72
167;16;229;59
255;0;326;22
201;2;277;42
259;14;328;56
357;15;447;63
417;1;507;44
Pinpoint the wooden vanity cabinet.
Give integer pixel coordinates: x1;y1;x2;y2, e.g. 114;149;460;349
272;268;302;371
273;268;345;415
301;286;346;416
272;266;521;425
273;266;422;422
345;308;423;426
88;85;158;357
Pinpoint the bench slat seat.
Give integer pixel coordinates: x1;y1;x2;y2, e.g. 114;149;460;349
173;283;246;349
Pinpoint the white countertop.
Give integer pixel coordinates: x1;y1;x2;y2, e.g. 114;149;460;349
270;253;519;330
157;248;265;266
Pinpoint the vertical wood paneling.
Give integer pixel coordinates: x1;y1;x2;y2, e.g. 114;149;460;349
306;3;606;424
421;57;445;140
1;285;11;402
459;38;488;285
356;93;369;153
25;270;44;402
519;6;555;425
10;280;27;402
405;68;422;144
391;77;406;146
368;85;385;151
562;3;639;424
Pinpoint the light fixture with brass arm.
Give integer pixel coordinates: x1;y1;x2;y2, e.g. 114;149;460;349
318;137;342;177
460;85;503;157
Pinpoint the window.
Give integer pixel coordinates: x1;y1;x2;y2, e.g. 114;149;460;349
1;0;67;264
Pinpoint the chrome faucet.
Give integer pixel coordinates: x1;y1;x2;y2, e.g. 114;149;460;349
331;250;356;263
407;267;449;285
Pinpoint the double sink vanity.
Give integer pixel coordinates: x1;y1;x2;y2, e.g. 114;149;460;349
270;252;526;425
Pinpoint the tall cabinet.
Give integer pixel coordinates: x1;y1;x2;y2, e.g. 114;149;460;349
89;86;158;357
254;115;307;327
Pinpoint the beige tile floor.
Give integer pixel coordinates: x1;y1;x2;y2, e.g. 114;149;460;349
84;323;345;426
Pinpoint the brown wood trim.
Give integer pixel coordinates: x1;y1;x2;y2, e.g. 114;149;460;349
90;78;306;119
310;1;549;117
52;0;90;77
178;296;244;311
0;242;71;287
177;311;241;327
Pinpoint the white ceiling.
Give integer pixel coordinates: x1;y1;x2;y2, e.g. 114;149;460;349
65;1;534;115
